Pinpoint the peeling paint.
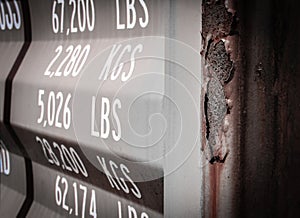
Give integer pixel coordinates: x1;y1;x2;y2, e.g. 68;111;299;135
202;0;238;217
202;0;234;42
202;0;235;163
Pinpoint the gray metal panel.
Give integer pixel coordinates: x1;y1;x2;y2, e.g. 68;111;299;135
0;1;27;216
0;143;26;217
8;0;202;216
0;0;24;150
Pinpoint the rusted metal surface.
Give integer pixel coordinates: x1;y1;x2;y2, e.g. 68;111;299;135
202;0;239;217
238;0;300;217
202;0;300;217
238;0;278;217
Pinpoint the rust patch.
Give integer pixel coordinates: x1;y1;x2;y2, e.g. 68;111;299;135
202;0;234;41
202;0;236;163
206;77;227;159
207;41;234;84
202;0;238;217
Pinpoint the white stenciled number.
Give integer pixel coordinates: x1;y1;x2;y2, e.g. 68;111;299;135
55;175;63;206
52;0;64;33
48;91;56;126
36;136;60;166
55;45;73;77
72;44;90;76
44;45;63;77
70;147;88;177
80;184;87;217
52;0;95;34
86;0;95;31
0;140;10;176
37;89;45;124
43;138;60;166
37;136;88;177
55;92;64;128
0;1;5;30
62;145;79;174
12;0;21;29
70;0;95;33
77;0;86;32
37;90;72;130
73;182;79;216
0;0;21;31
89;190;97;218
69;0;77;33
5;0;13;30
55;175;69;211
64;45;81;76
63;93;71;129
61;177;69;211
55;176;97;217
53;142;72;172
44;44;90;78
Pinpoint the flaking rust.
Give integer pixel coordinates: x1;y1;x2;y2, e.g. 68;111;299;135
202;0;235;164
201;0;239;217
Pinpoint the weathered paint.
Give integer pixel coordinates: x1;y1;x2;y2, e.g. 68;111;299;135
202;1;239;218
202;0;300;217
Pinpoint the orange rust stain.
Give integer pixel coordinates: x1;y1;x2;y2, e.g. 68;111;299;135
209;163;223;218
